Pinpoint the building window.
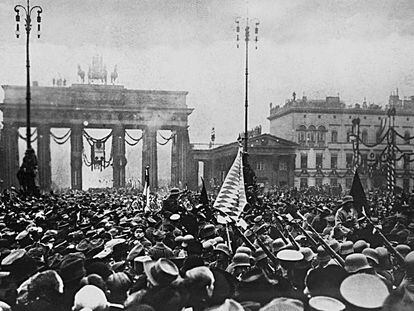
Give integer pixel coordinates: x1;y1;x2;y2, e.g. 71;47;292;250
404;154;410;170
308;125;316;143
346;153;353;168
256;162;265;171
361;153;368;171
331;154;338;169
297;125;306;144
403;179;410;192
316;153;323;169
279;160;287;171
317;125;326;143
318;115;321;119
331;130;338;143
362;129;368;144
331;178;338;186
333;115;336;119
300;178;308;188
301;154;308;169
316;178;323;187
404;131;410;144
345;178;353;189
304;115;307;118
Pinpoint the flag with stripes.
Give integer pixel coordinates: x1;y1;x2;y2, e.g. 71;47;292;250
377;117;388;141
213;147;247;228
143;166;150;212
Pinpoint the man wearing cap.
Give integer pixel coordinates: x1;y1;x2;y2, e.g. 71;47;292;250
335;195;359;236
148;230;173;260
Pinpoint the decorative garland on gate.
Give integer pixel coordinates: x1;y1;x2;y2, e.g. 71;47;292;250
125;131;143;146
18;129;37;143
157;132;175;146
50;129;71;145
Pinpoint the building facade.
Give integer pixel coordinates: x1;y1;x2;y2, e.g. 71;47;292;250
191;128;298;191
268;94;414;192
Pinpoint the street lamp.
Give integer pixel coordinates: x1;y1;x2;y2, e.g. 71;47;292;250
14;0;42;195
235;16;259;153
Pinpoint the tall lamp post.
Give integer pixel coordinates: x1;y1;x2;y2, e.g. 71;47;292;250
235;17;259;153
14;0;42;195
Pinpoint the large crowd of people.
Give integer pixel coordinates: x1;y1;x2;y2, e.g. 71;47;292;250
0;184;412;311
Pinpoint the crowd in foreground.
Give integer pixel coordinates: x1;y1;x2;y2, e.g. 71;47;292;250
0;185;412;311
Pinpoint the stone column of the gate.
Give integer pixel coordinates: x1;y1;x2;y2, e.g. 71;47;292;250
112;125;126;188
70;124;83;190
171;131;178;187
142;127;158;189
37;125;52;191
171;127;192;188
0;123;20;189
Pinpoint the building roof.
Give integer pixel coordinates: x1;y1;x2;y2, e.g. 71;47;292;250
191;133;297;161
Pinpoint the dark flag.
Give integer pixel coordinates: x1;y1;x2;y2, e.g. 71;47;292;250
200;177;213;220
350;170;367;215
200;177;209;206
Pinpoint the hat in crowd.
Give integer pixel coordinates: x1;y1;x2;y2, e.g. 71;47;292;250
169;188;180;195
340;274;389;309
169;214;180;221
340;195;354;205
259;297;304;311
362;248;379;266
143;258;179;287
329;240;340;253
405;251;414;276
200;224;216;240
375;247;391;270
73;285;108;311
254;248;267;263
277;249;304;262
230;253;251;268
396;244;411;258
272;238;286;253
214;243;231;258
339;241;354;256
308;296;345;311
353;240;370;253
316;246;330;263
59;252;86;283
236;246;252;257
344;254;371;273
182;234;195;248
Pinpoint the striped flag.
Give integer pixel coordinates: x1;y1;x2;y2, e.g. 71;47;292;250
377;117;388;141
143;166;150;212
213;147;247;228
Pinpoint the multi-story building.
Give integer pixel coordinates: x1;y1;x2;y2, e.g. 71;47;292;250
268;93;414;192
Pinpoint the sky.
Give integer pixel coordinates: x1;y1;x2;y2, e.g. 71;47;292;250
2;0;414;188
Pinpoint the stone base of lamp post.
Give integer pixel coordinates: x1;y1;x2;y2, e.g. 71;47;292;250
17;148;40;196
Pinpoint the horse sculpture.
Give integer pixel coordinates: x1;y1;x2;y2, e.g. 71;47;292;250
110;65;118;84
88;65;107;84
77;65;85;84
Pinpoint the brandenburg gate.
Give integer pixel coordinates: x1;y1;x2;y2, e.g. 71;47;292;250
0;83;194;191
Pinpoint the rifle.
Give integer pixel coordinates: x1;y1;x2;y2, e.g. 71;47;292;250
272;212;289;245
232;224;277;271
362;207;405;267
286;206;345;267
275;215;300;251
288;218;319;249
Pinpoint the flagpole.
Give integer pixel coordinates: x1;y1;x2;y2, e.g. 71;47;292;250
235;17;259;153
